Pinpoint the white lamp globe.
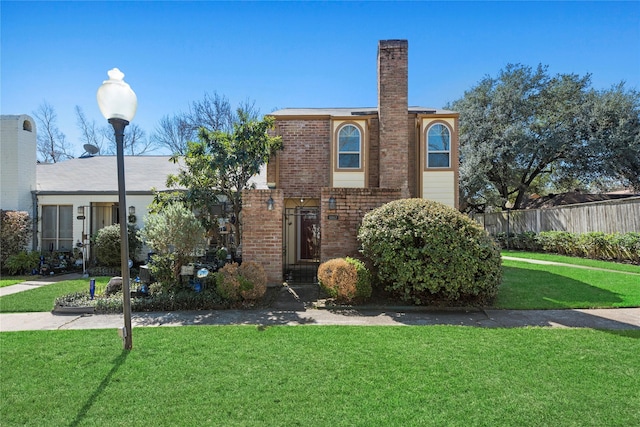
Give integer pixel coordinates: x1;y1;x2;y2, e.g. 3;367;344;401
96;68;137;122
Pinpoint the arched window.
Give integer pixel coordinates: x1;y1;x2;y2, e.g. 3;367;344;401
23;120;33;132
338;124;361;169
427;124;450;168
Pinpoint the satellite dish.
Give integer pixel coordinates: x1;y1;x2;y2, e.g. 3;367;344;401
83;144;100;155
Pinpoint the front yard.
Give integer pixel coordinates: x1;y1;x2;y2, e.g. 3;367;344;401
2;326;639;426
497;252;640;309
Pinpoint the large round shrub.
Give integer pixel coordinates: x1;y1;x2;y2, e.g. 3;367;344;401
358;199;502;305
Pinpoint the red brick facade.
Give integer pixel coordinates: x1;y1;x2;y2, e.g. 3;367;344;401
320;187;402;261
269;119;331;199
241;189;283;284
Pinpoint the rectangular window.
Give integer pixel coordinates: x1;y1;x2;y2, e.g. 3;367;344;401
41;205;73;251
428;153;450;168
339;153;360;168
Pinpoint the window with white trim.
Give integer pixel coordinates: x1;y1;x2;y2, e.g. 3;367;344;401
427;124;451;168
338;124;361;169
41;205;73;251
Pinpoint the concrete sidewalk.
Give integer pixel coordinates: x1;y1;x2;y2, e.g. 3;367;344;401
1;307;639;332
0;273;83;297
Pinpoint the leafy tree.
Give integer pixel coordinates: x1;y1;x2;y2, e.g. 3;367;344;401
33;101;75;162
154;110;282;246
450;64;640;212
139;203;207;283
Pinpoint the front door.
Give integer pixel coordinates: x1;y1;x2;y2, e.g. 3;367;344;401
298;208;320;261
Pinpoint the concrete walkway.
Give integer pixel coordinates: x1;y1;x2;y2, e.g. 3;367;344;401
502;256;640;275
1;267;639;332
1;307;639;332
0;272;84;297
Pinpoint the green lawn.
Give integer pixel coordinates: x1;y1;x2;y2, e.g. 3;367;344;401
498;257;640;309
0;276;33;288
502;250;640;274
0;278;109;313
1;326;639;426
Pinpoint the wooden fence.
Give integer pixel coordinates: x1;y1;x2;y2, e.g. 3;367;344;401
471;197;640;235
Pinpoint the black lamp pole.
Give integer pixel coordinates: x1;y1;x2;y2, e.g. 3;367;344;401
111;117;133;350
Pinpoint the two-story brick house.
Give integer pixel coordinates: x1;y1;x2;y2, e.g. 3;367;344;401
242;40;460;284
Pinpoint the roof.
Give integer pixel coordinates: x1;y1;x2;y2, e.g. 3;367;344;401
269;106;457;117
36;155;268;194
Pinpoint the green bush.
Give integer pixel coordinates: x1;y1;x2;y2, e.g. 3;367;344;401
317;257;372;303
139;203;207;281
147;253;178;289
93;224;141;267
358;199;502;305
4;251;41;275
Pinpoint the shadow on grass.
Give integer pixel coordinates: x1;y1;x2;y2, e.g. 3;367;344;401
496;266;625;309
69;350;129;427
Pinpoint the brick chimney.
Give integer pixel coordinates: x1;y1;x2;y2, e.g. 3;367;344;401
377;39;409;196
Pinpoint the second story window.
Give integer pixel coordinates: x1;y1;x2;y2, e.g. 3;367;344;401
338;124;361;169
427;124;451;168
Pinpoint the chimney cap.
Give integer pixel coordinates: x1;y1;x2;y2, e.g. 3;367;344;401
379;39;408;48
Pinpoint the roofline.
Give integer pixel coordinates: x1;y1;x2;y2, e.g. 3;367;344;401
32;190;183;196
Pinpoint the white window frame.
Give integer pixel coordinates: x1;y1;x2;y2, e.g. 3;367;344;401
426;123;451;168
337;124;361;169
41;205;73;252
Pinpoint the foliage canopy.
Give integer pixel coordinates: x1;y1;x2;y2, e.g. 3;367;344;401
153;110;282;246
449;64;640;211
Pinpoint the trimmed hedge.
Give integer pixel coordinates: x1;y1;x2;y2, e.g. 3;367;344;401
497;231;640;264
317;257;372;303
358;199;502;306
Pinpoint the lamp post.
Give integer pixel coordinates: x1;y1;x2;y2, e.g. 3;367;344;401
97;68;137;350
504;200;514;250
76;206;88;277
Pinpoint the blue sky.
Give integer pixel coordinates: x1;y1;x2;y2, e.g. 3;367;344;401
2;1;639;156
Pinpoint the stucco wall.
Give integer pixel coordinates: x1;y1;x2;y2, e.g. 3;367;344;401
1;115;37;213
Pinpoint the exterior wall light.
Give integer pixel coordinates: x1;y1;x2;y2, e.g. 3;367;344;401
328;196;337;211
77;206;85;217
267;197;275;211
129;206;135;215
97;68;137;351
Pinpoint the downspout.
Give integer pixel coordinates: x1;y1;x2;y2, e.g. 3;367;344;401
31;190;38;252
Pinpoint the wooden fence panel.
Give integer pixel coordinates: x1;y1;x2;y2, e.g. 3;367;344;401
472;197;640;234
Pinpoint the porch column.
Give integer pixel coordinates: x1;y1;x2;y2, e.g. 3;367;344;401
241;189;284;285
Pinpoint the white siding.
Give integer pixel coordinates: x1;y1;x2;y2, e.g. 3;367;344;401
333;171;365;188
422;171;455;207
